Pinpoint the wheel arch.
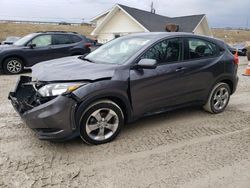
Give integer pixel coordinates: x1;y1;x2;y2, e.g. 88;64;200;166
75;94;132;128
1;55;27;68
211;75;235;94
219;79;233;94
204;76;235;104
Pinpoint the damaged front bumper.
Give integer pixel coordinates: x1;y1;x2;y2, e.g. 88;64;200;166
8;76;79;141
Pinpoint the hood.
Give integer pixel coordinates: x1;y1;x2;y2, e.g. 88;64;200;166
0;44;23;51
32;56;119;82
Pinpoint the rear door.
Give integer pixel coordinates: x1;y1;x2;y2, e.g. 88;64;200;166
51;34;75;58
179;37;223;102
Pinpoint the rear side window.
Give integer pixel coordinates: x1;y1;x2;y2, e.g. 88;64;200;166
71;35;82;43
185;38;219;60
52;34;74;45
142;38;182;64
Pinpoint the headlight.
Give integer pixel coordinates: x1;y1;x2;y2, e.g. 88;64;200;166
38;82;86;97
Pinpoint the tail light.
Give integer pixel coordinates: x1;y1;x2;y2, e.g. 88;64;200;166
234;50;239;65
84;43;92;48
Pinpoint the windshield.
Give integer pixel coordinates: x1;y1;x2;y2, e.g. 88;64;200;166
14;33;36;46
85;36;151;64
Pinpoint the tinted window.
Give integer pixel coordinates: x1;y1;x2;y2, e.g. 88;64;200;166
185;38;219;60
71;35;82;43
53;34;73;45
142;38;182;64
31;35;52;47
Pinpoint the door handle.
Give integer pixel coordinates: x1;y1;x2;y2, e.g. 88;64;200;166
175;67;186;72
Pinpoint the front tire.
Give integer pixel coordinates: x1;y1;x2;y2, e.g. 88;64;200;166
203;82;231;114
3;57;24;74
79;100;124;145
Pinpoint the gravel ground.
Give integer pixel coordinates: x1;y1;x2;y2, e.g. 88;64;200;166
0;57;250;188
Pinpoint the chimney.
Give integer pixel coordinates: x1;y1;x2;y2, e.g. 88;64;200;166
150;2;156;14
165;24;179;32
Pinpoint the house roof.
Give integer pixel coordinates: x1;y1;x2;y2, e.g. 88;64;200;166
118;4;205;32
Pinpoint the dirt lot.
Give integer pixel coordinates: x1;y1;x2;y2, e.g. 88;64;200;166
212;28;250;44
0;23;94;41
1;23;250;44
0;57;250;188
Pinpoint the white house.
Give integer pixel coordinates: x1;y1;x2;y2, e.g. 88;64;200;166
91;4;212;43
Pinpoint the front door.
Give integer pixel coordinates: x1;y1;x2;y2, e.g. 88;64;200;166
130;37;189;116
24;34;54;66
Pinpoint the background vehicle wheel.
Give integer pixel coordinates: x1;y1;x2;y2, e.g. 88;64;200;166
203;82;231;114
79;100;124;145
3;57;24;74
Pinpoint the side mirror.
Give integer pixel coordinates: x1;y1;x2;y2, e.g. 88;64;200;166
137;59;157;69
28;43;36;49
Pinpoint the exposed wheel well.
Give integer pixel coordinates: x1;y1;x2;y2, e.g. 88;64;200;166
220;79;233;94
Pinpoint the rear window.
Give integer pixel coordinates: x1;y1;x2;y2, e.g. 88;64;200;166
185;38;220;60
71;35;82;43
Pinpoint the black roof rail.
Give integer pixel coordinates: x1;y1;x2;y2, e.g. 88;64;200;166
36;31;78;34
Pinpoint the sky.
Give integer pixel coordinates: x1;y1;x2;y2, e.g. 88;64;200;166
0;0;249;28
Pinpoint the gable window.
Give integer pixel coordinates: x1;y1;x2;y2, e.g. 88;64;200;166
141;38;182;64
185;38;219;60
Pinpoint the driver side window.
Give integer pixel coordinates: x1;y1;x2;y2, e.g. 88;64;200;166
142;38;182;64
31;35;52;47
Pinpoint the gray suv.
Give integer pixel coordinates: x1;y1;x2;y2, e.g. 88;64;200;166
0;31;91;74
9;33;238;145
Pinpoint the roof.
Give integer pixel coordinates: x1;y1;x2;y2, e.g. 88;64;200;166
36;31;79;34
116;32;221;45
118;4;205;32
122;32;215;40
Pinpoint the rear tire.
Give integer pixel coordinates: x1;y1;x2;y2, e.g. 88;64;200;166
3;57;24;74
79;100;124;145
242;49;247;56
203;82;231;114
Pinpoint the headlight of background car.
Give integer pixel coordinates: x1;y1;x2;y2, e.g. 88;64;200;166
38;82;87;97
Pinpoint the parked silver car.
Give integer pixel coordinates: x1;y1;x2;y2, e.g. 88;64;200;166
1;36;20;45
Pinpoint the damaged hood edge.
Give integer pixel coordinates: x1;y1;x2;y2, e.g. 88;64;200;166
31;56;119;82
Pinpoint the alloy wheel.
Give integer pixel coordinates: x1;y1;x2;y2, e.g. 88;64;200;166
212;87;229;111
6;60;22;73
85;108;119;141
